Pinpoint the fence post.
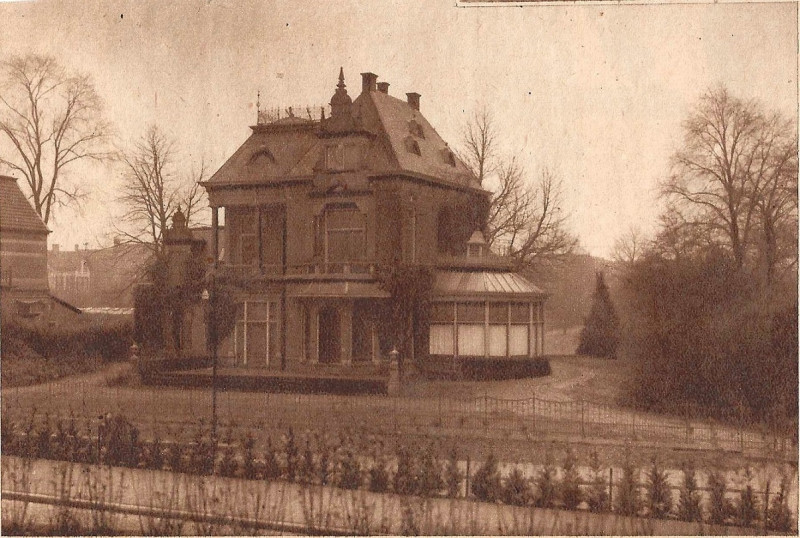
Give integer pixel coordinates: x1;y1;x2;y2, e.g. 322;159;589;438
465;456;471;498
532;393;536;433
763;480;770;532
580;400;585;437
609;468;613;509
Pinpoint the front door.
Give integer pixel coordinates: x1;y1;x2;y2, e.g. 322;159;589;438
318;306;340;364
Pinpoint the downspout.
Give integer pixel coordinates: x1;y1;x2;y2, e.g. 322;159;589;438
280;204;287;370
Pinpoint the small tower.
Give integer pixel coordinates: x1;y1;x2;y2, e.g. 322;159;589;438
466;230;488;258
330;67;352;118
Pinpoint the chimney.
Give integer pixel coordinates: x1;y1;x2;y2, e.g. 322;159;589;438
51;244;60;253
377;81;390;94
406;92;420;111
361;72;377;93
75;244;80;251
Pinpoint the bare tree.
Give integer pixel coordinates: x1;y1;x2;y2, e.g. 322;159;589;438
460;107;576;268
117;125;206;256
612;226;648;268
0;54;111;224
662;86;798;279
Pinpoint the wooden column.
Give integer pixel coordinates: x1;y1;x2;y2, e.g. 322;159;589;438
371;321;380;364
309;303;320;364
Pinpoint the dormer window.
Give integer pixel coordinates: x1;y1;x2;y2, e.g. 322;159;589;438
466;230;488;258
325;143;360;171
404;136;421;156
248;147;276;165
408;119;425;139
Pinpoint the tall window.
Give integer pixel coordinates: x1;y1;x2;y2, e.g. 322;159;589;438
234;300;280;367
429;300;535;358
231;207;258;266
323;204;366;263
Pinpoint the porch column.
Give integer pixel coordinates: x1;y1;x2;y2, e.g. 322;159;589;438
340;301;353;366
309;302;319;364
371;321;380;364
211;207;219;267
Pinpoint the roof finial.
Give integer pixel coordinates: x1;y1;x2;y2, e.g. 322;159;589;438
337;67;345;90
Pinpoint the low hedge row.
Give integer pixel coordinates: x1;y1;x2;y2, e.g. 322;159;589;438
1;320;133;361
422;355;551;380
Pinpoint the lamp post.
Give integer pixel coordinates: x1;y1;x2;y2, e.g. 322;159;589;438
201;275;218;442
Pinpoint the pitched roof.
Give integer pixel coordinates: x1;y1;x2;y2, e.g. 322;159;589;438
206;73;482;192
0;176;49;234
434;270;547;298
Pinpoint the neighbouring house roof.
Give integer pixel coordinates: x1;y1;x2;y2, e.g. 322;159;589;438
0;176;49;234
433;270;547;299
206;72;482;192
48;243;152;274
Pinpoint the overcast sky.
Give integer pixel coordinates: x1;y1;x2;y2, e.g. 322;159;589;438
0;0;796;258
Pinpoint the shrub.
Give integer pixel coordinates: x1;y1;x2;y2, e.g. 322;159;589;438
143;435;165;471
645;457;672;518
338;449;362;490
241;431;257;480
471;453;502;502
98;415;141;467
560;449;582;510
766;474;794;532
586;450;609;513
394;447;419;496
217;427;238;477
6;319;133;361
707;469;732;525
298;439;316;484
676;462;702;522
615;453;640;516
444;448;463;498
735;469;760;528
189;424;216;476
368;453;390;493
534;455;558;509
418;444;443;497
316;436;332;485
282;428;299;481
263;437;281;480
502;467;532;506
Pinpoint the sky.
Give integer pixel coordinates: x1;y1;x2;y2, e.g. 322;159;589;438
0;0;796;258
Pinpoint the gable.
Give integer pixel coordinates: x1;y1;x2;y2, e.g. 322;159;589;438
0;176;49;234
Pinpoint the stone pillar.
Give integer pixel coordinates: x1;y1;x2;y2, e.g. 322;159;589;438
211;207;219;267
371;322;380;364
340;301;353;366
387;347;400;396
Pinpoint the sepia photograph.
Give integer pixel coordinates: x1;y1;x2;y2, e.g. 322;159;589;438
0;0;797;535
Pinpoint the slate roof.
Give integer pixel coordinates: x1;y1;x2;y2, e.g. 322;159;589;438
0;176;49;234
207;73;482;192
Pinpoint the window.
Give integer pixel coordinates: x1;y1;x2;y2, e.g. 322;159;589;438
408;119;425;139
322;204;366;263
234;300;280;367
404;136;421;156
428;300;538;358
230;207;258;266
441;148;457;167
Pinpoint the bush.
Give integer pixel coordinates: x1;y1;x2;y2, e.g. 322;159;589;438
444;448;463;498
263;437;281;480
502;467;532;506
534;456;558;509
676;462;702;522
282;428;299;481
298;439;316;484
338;449;362;490
586;450;609;513
394;447;419;496
241;431;257;480
707;469;732;525
645;457;672;518
471;453;502;502
368;450;390;493
766;475;794;532
735;469;760;528
615;453;640;516
99;414;140;467
418;444;443;497
560;449;582;510
4;319;133;361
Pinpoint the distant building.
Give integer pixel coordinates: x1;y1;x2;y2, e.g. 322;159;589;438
48;241;153;310
0;175;80;322
170;70;547;372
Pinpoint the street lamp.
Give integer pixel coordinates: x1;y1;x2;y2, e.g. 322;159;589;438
201;276;218;442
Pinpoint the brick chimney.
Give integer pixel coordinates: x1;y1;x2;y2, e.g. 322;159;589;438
406;92;420;111
361;72;377;93
51;244;60;253
377;81;390;94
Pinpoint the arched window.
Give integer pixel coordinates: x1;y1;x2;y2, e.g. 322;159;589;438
247;147;276;165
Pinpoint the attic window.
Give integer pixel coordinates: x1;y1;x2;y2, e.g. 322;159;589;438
408;119;425;139
442;148;457;167
404;136;421;156
248;148;276;165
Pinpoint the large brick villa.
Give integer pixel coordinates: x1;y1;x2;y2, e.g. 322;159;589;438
170;70;547;377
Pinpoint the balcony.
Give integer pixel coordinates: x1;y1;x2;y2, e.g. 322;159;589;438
216;261;377;281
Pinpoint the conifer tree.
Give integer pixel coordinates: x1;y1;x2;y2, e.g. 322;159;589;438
576;272;620;358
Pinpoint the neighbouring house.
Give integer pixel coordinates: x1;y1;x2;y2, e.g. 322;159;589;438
167;70;547;375
0;175;81;323
48;241;153;313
